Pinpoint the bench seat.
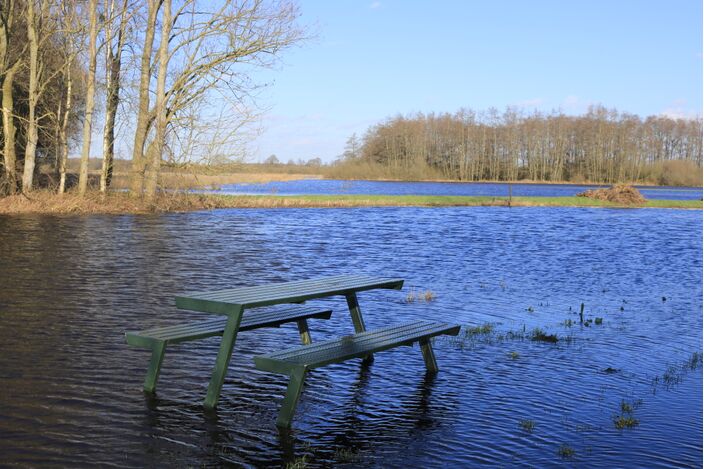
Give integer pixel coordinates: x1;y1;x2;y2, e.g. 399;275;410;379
126;305;332;393
254;320;460;427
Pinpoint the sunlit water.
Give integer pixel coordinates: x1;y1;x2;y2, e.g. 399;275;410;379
216;179;703;200
0;207;701;467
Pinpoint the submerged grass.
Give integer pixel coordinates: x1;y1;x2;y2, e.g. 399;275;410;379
519;419;535;432
558;444;576;459
530;328;559;343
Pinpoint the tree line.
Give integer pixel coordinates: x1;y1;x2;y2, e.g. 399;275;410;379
0;0;304;197
338;106;703;185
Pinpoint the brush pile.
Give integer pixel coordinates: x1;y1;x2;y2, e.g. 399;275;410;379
576;184;646;205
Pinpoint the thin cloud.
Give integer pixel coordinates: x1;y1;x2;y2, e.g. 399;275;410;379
369;2;382;9
515;98;543;108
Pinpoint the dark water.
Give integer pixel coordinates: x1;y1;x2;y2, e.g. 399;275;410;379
0;207;701;467
217;179;703;200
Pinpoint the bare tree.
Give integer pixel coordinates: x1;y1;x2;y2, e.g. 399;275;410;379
100;0;131;192
129;0;160;194
56;0;85;194
130;0;306;198
143;0;170;196
77;0;99;195
0;0;24;194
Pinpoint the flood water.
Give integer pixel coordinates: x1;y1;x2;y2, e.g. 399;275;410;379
217;179;703;200
0;206;701;467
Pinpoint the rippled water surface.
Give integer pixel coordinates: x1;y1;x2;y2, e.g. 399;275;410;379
0;206;701;467
217;179;703;200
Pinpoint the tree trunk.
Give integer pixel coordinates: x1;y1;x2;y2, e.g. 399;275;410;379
22;0;39;192
1;65;18;194
78;0;98;196
58;69;72;194
144;0;171;199
100;0;127;192
130;0;160;195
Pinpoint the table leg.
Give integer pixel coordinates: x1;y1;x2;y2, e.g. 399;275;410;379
204;306;243;410
143;340;167;393
419;338;439;373
296;319;312;345
276;365;307;428
345;292;373;364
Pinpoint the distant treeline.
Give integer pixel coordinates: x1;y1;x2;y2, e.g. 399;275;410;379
334;106;703;186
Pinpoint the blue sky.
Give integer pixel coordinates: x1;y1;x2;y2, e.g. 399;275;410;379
250;0;702;163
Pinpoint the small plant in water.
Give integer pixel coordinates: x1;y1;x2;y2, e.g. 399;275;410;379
531;328;559;343
286;455;309;469
614;415;639;429
563;319;574;327
466;323;494;335
603;367;620;374
519;419;535;432
594;317;603;325
509;351;520;360
405;288;436;303
335;447;360;462
405;288;416;303
558;444;575;459
526;306;535;313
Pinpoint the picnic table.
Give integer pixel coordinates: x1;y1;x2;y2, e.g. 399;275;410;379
126;274;459;427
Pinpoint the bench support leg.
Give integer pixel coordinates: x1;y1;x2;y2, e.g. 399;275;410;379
419;339;438;373
346;292;373;364
143;341;167;393
276;366;307;428
204;307;243;410
296;319;312;345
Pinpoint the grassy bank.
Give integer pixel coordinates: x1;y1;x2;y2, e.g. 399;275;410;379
216;194;702;209
0;192;700;215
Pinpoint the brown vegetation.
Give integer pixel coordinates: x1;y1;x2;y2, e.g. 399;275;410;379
0;191;231;215
577;184;646;205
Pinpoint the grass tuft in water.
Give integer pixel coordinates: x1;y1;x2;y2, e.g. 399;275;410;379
614;415;639;429
594;317;603;325
558;444;575;459
531;328;559;343
509;351;520;360
334;448;361;462
519;419;535;432
405;288;436;303
286;455;309;469
466;323;494;336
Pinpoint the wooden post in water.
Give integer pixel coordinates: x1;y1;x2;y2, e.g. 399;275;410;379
579;303;585;325
508;183;512;207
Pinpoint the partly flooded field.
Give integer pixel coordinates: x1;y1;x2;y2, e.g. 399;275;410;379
217;178;703;201
0;206;701;467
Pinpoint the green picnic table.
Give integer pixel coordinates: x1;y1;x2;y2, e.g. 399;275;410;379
126;274;459;428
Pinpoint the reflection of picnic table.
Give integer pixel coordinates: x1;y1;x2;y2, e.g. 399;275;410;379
126;275;459;428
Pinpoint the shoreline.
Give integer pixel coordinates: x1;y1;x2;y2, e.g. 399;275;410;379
0;192;700;215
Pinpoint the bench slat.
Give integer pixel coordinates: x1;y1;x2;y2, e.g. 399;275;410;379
125;305;332;346
255;320;460;372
